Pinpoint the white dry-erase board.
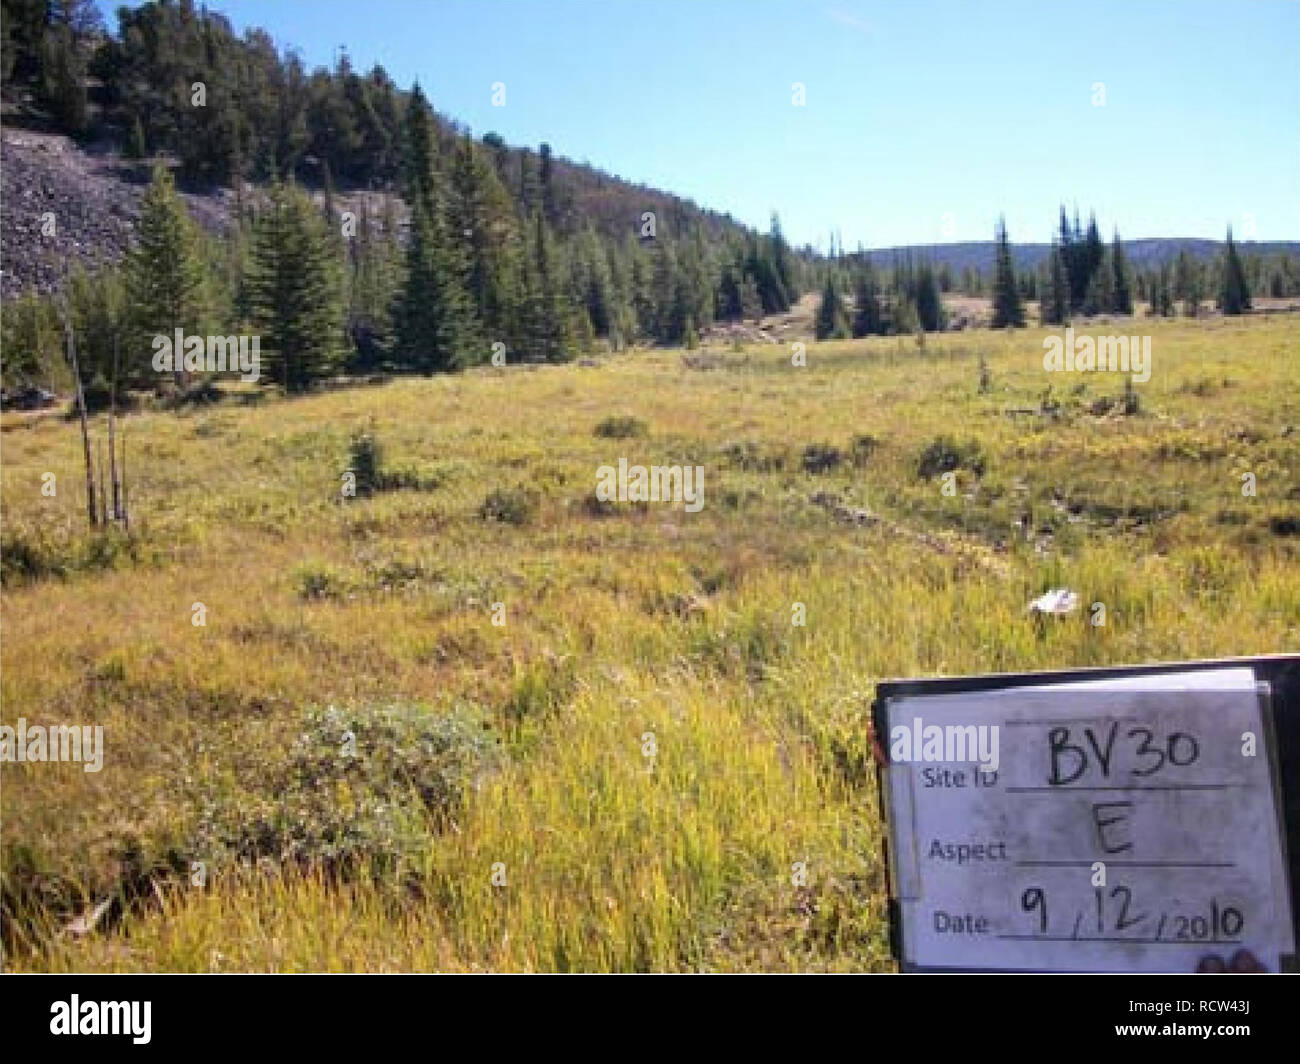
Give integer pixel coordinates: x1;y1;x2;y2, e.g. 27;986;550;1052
873;657;1300;972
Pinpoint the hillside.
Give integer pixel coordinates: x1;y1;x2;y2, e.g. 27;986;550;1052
0;127;234;298
6;120;1298;302
0;122;758;301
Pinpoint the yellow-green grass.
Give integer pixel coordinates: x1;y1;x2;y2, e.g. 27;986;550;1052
2;313;1297;971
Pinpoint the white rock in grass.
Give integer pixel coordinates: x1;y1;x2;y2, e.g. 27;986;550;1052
1028;588;1079;615
63;897;113;937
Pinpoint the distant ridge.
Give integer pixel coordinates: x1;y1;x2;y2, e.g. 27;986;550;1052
856;239;1300;274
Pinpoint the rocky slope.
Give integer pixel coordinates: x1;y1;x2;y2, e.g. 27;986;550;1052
0;128;241;299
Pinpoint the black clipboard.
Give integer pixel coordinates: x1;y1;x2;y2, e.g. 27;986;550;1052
871;654;1300;972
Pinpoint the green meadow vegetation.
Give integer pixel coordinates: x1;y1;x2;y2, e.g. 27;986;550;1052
2;312;1297;971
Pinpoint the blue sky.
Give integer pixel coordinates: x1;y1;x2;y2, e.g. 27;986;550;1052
97;0;1299;249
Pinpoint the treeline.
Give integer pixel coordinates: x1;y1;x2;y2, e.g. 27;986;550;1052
814;253;945;340
903;237;1300;306
1;89;804;391
1;0;758;245
2;0;807;390
4;2;1294;390
4;0;438;188
811;205;1288;338
992;207;1260;326
1;0;101;132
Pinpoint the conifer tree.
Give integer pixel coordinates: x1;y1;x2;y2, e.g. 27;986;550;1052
519;211;570;362
124;163;208;384
1;291;60;388
1218;227;1252;315
66;265;127;386
394;196;479;371
629;240;656;339
770;212;797;304
448;133;516;342
1166;265;1179;316
887;291;919;335
348;196;402;369
851;261;884;337
1163;264;1178;316
393;86;480;370
991;216;1024;328
651;238;684;342
677;229;715;339
716;257;744;322
127;114;147;158
814;272;849;340
746;232;789;314
538;142;559;229
321;159;338;229
1083;214;1105;295
1174;249;1201;317
915;263;943;332
1085;249;1115;315
40;24;87;134
1041;243;1070;326
482;132;511;183
738;275;762;323
518;149;540;215
248;181;345;390
1059;206;1082;310
1111;229;1133;315
1019;269;1038;304
402;82;437;206
602;241;636;350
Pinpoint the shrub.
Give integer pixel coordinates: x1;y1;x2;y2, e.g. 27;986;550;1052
189;701;501;878
917;435;987;479
849;434;880;468
293;561;352;600
719;439;785;472
802;443;843;474
79;378;116;414
1090;382;1141;418
0;530;65;585
0;525;136;587
65;377;141;416
479;486;538;526
161;378;223;410
687;609;787;682
581;491;618;517
1123;375;1141;416
502;655;576;723
593;414;647;439
1268;515;1300;538
379;464;448;492
580;489;648;517
348;430;383;497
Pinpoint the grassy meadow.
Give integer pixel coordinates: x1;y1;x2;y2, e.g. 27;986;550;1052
2;313;1298;971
